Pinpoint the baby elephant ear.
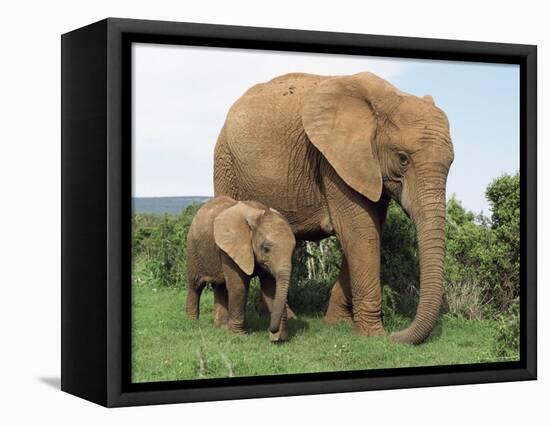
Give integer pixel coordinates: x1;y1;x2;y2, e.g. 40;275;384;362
302;76;383;202
213;202;264;275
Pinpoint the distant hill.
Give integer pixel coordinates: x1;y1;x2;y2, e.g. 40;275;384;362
132;196;211;215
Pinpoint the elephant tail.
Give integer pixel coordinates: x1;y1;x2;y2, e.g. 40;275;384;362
186;280;205;320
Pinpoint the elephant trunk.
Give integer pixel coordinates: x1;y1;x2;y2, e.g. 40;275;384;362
390;194;446;344
269;272;290;333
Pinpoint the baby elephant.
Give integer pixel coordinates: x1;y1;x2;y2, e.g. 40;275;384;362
186;196;296;341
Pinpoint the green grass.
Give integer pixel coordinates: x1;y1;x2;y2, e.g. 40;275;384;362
132;273;518;383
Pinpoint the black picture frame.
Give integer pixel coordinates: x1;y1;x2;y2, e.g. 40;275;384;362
61;17;537;407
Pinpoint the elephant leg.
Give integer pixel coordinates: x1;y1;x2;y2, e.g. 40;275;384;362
346;236;385;337
212;284;229;328
258;273;290;341
324;256;353;325
221;253;250;335
323;166;386;337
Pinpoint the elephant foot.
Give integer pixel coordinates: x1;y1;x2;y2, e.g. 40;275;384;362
324;304;353;325
352;321;385;337
185;305;199;320
325;280;353;325
214;321;229;330
227;322;247;336
213;311;229;328
269;328;288;343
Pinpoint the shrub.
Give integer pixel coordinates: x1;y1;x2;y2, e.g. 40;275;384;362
132;204;200;287
485;173;520;310
147;215;185;287
246;277;262;313
444;197;496;318
288;239;340;314
444;174;520;317
493;299;520;360
381;285;402;328
444;280;486;320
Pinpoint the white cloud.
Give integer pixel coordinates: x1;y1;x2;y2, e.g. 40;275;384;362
132;43;408;196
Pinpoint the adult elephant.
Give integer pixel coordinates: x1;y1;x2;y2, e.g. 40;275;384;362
213;72;454;344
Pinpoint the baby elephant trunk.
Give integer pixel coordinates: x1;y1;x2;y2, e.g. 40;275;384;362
269;273;290;333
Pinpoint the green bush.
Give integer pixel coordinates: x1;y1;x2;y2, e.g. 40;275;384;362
493;299;520;359
132;204;200;287
288;239;341;314
485;173;520;310
444;197;496;319
381;285;403;328
444;174;520;317
148;215;185;287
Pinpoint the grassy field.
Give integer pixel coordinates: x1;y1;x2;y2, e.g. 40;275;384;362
132;270;518;383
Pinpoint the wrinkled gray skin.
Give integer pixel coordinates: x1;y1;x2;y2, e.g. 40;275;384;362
214;72;454;344
186;196;296;341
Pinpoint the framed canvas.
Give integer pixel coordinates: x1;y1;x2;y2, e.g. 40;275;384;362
61;18;537;407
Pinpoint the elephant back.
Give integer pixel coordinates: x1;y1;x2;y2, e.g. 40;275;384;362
222;74;326;201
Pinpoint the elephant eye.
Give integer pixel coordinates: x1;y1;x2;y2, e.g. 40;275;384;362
261;242;272;253
397;152;409;167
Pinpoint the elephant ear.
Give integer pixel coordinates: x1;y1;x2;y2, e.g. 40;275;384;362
302;76;383;202
214;202;265;275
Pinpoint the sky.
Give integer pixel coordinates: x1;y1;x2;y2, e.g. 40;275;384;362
132;43;519;215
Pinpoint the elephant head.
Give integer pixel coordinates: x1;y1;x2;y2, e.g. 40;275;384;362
214;202;296;333
302;72;454;344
